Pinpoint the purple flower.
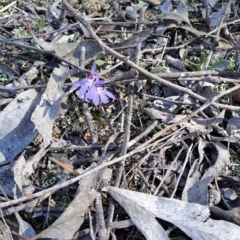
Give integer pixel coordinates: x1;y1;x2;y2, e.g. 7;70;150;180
85;62;97;81
87;80;116;106
70;62;115;106
70;62;97;100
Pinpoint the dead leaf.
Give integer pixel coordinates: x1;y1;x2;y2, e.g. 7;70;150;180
232;86;240;102
107;187;169;240
31;63;68;147
0;89;41;165
0;220;11;240
182;140;230;205
22;147;50;177
5;212;36;239
216;40;233;50
143;107;186;123
107;186;240;240
161;0;192;27
209;4;229;27
32;34;77;57
226;117;240;138
110;30;151;50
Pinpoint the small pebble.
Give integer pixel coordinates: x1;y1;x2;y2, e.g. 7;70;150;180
222;188;237;200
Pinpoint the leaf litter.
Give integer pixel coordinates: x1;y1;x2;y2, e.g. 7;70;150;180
1;0;240;239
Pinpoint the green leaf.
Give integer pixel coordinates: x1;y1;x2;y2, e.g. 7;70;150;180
36;18;45;30
186;60;203;71
95;59;106;66
19;49;37;55
138;61;149;68
191;64;202;71
95;59;115;66
209;60;230;70
199;51;206;64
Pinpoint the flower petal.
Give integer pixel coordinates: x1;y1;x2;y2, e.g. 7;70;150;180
95;71;100;81
102;90;115;100
99;91;109;104
84;89;93;101
91;62;96;74
70;82;83;92
77;84;89;99
86;85;96;100
92;92;100;106
83;91;89;101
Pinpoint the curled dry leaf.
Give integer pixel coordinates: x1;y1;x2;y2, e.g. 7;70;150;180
182;140;230;205
107;186;240;240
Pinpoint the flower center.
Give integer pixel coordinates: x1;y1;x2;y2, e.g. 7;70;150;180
86;73;94;80
95;83;103;88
